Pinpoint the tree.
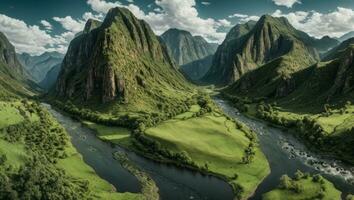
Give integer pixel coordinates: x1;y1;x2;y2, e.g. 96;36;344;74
279;175;293;189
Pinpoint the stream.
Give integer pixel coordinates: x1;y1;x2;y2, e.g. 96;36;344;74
43;103;234;200
213;98;354;200
43;98;354;200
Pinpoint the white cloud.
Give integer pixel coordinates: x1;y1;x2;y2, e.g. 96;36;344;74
126;0;134;2
272;7;354;38
201;1;211;6
87;0;230;43
53;16;86;33
218;19;232;27
0;14;68;55
229;13;260;23
87;0;122;13
40;20;52;30
272;0;301;8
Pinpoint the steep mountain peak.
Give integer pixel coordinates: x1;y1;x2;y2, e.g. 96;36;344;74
160;28;217;66
0;31;33;97
83;19;102;34
202;15;319;86
55;7;191;112
162;28;192;37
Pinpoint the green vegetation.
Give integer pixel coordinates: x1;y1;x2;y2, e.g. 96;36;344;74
140;101;269;199
0;100;144;200
113;152;159;200
263;171;341;200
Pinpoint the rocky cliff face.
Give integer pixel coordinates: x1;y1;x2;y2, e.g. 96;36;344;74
160;28;217;66
55;7;191;110
0;32;33;97
202;16;319;86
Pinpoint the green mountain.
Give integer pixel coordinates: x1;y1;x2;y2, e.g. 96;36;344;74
54;7;193;113
338;31;354;42
39;63;61;90
180;55;213;81
160;28;217;66
279;39;354;107
202;15;329;86
17;51;64;83
0;32;34;98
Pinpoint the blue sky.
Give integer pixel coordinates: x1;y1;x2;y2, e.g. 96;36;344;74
1;0;354;55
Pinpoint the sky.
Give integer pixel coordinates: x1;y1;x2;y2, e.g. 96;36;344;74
1;0;354;55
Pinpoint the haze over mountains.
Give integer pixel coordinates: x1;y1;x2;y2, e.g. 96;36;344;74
17;52;64;83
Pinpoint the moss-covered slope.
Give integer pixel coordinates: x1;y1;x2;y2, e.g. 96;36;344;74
0;32;34;99
54;7;194;113
202;15;320;86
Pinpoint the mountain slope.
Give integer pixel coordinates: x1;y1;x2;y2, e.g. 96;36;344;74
203;15;319;86
18;51;64;83
338;31;354;42
39;63;61;90
160;28;217;66
54;7;193;113
0;32;34;98
180;55;213;81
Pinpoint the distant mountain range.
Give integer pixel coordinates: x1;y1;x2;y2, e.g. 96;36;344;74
17;51;64;84
337;31;354;42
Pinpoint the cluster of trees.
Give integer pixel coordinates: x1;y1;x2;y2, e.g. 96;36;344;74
279;171;327;198
131;132;197;168
235;121;258;164
2;102;69;163
0;101;92;199
0;157;90;200
256;102;295;128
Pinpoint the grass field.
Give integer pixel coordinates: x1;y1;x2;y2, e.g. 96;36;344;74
0;102;24;128
263;176;341;200
145;111;270;199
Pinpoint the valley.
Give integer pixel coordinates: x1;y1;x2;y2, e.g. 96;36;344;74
0;1;354;200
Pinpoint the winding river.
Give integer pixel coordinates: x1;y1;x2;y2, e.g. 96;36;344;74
43;98;354;200
43;104;234;200
213;98;354;200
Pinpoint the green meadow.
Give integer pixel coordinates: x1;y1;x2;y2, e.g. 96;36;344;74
263;174;341;200
145;110;270;198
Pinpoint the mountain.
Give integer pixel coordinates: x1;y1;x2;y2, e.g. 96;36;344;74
338;31;354;42
180;55;213;81
160;28;217;66
54;7;193;113
202;15;319;86
0;32;34;98
311;36;339;54
39;63;61;90
17;51;64;83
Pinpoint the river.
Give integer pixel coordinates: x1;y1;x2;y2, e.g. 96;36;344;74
213;98;354;200
44;103;234;200
44;98;354;200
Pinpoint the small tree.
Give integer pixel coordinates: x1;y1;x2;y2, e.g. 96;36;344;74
279;175;293;189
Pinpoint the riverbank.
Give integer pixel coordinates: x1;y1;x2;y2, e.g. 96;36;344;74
113;152;159;200
46;103;237;200
82;102;270;199
213;97;354;200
